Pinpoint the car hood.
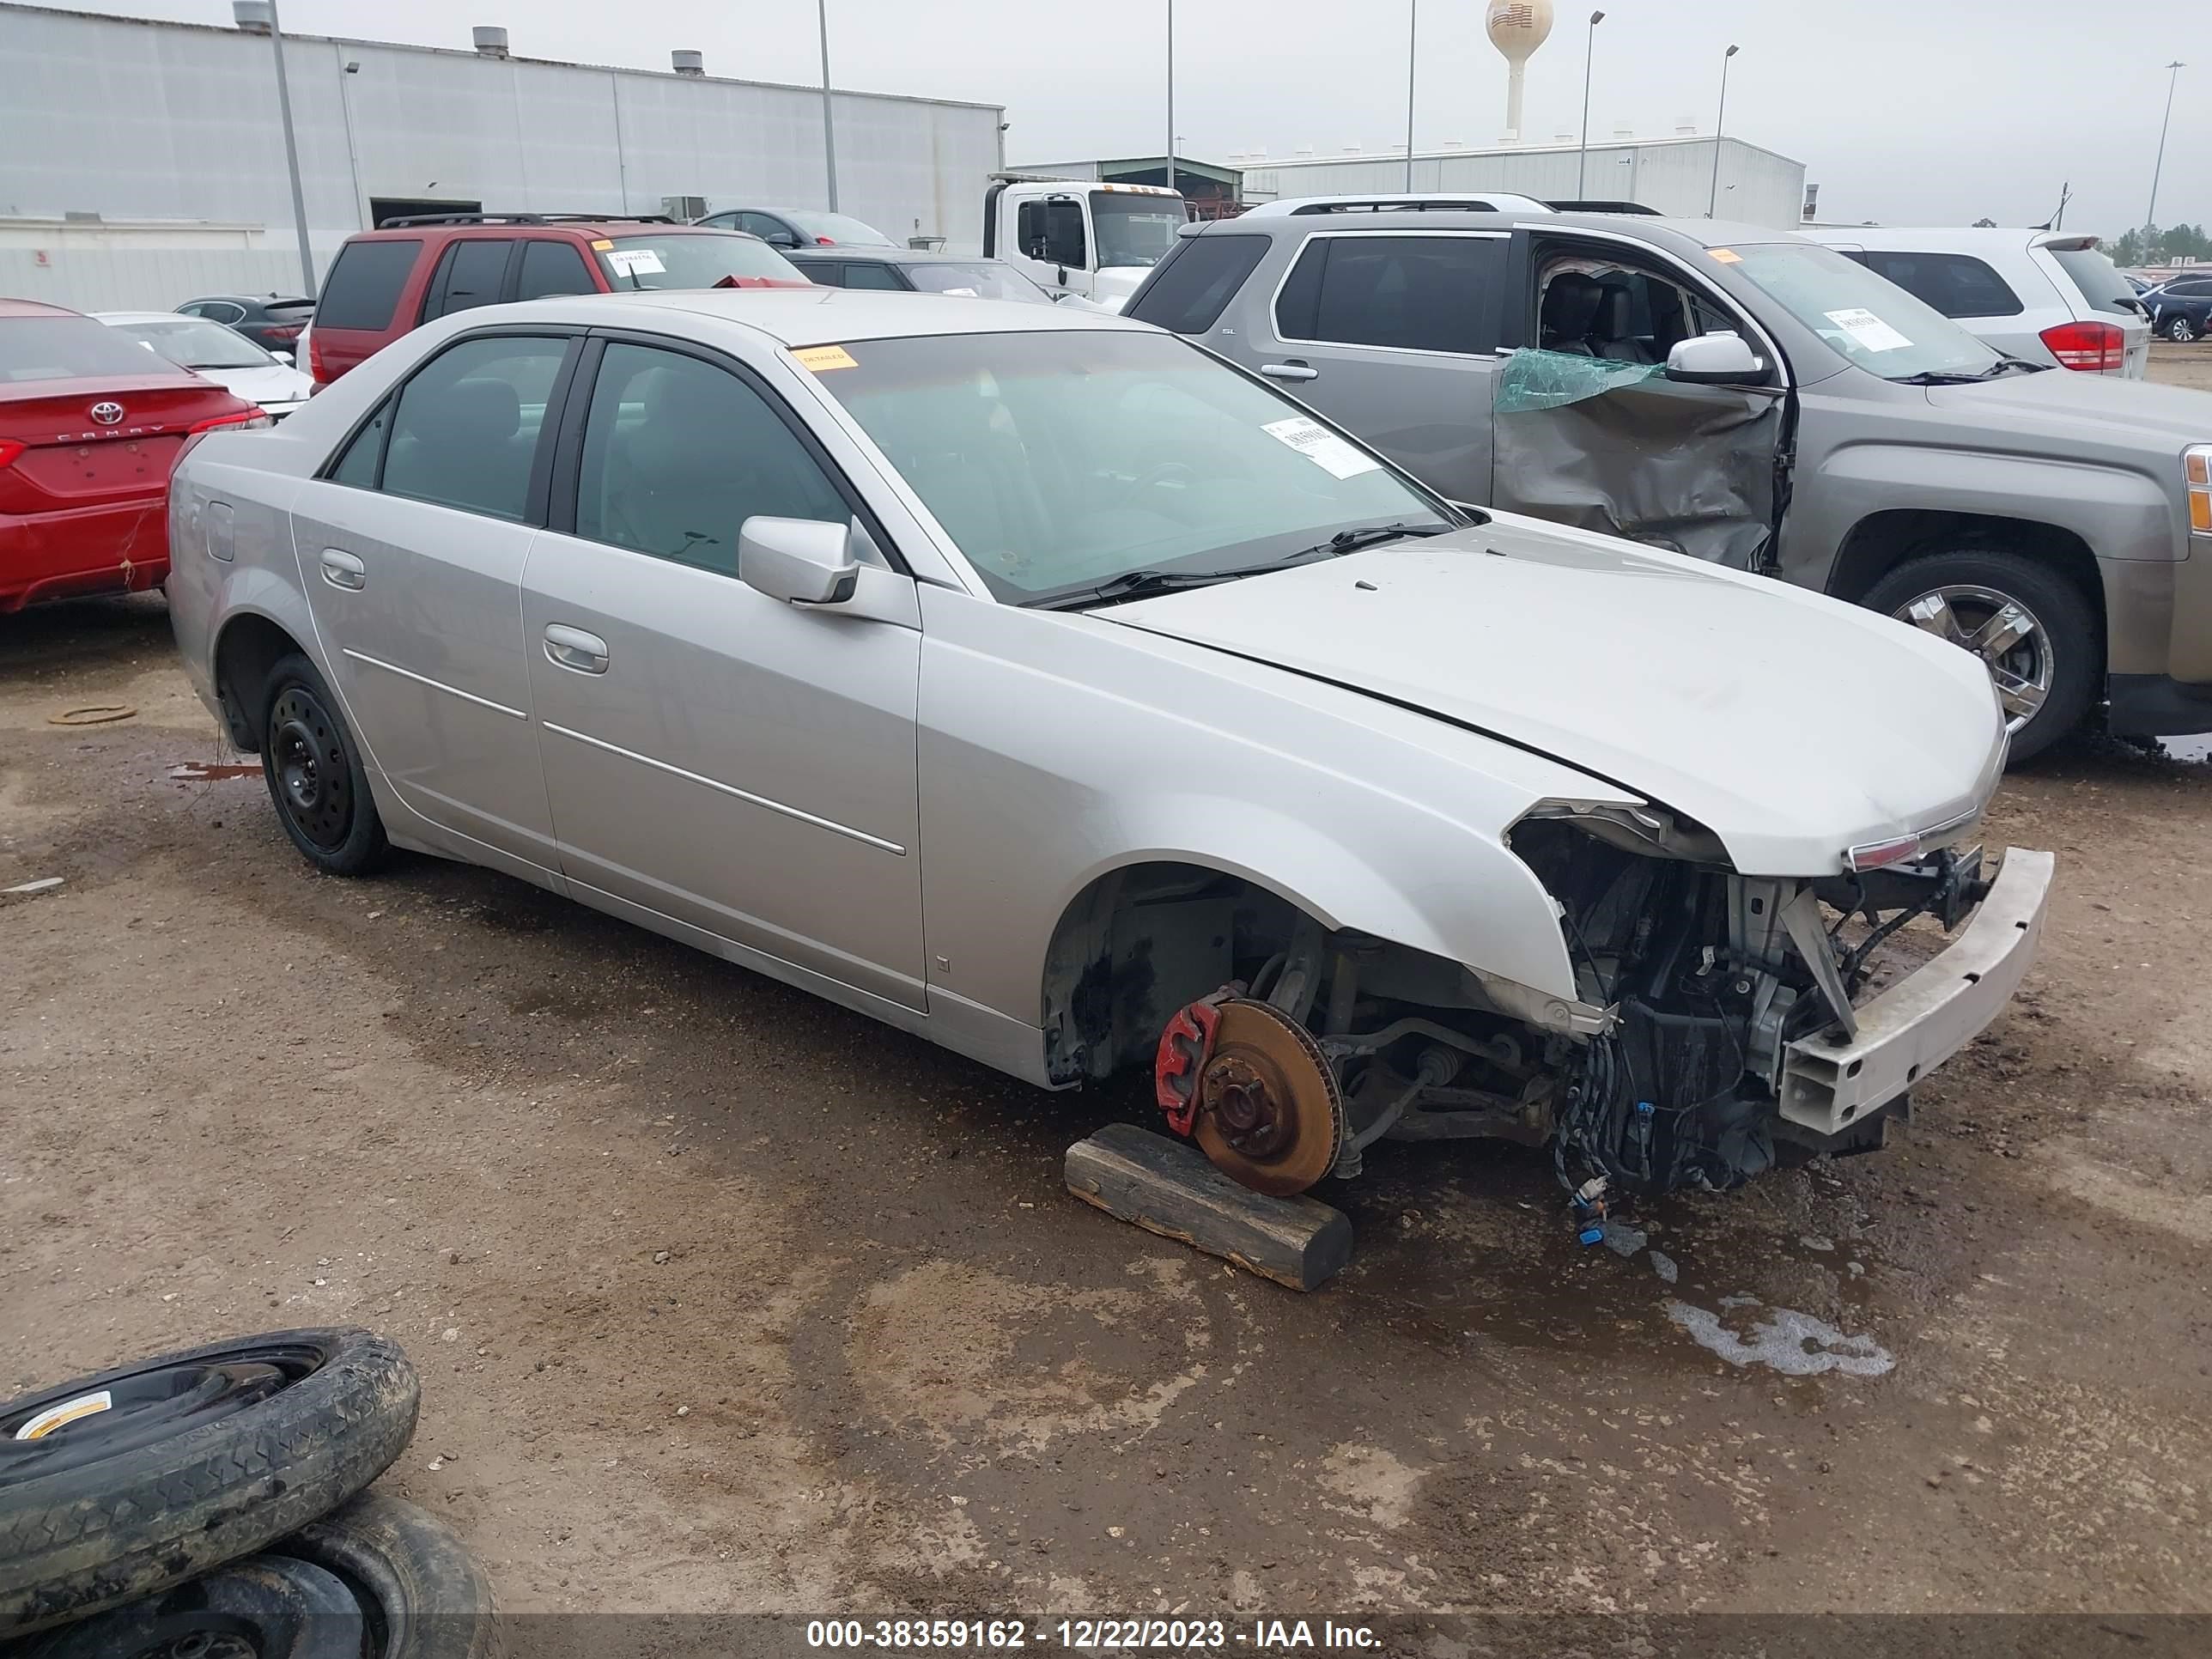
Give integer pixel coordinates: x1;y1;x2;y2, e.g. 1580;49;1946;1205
1099;514;2008;876
188;362;313;407
1931;362;2212;446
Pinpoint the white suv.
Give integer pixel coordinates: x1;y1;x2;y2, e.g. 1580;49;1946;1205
1804;227;2150;378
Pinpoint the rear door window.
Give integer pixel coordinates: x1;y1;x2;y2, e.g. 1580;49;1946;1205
2051;248;2152;314
379;335;571;521
1276;234;1504;355
422;239;514;320
1848;251;2024;319
1126;234;1270;334
842;263;904;291
514;240;596;301
313;240;422;331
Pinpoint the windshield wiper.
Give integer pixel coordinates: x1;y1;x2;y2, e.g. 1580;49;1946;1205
1036;523;1455;612
1297;520;1456;561
1898;356;2050;386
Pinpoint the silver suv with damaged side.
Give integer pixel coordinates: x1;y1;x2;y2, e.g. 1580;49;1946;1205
1127;210;2212;759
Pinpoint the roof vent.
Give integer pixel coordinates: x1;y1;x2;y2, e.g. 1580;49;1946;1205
472;26;509;58
1342;143;1361;154
232;1;272;32
672;49;704;76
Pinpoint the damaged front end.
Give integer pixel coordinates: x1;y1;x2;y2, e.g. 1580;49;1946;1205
1509;800;2047;1201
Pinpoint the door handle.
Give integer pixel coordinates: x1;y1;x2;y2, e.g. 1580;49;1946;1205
319;549;366;590
543;623;610;675
1260;361;1319;383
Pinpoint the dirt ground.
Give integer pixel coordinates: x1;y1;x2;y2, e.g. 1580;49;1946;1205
5;352;2211;1627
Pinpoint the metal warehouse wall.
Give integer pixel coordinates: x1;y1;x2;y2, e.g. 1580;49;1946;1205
0;3;1004;308
1241;137;1805;228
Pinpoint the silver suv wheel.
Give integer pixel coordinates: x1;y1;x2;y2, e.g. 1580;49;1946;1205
1893;584;2052;735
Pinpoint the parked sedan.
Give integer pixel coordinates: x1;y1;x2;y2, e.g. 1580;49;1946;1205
1;298;265;612
692;208;897;249
96;312;314;419
167;290;2049;1206
177;294;315;356
783;247;1077;305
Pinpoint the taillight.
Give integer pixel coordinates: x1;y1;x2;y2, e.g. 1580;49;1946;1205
0;438;22;470
189;410;274;434
2040;319;2125;372
308;333;331;385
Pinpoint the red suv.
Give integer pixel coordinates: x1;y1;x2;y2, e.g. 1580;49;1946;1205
307;215;813;385
1;298;264;611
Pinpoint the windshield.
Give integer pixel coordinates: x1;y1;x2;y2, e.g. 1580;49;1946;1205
0;315;201;384
898;261;1054;303
785;211;898;247
809;329;1452;605
1724;240;2002;380
1091;194;1185;270
2048;246;2141;317
107;316;270;371
595;234;805;290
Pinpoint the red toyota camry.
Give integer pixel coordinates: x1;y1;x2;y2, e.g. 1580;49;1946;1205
1;298;266;612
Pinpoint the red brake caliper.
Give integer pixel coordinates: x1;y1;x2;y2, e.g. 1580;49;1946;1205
1155;989;1231;1137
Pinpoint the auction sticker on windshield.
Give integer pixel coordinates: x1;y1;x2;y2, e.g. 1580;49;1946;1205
1262;416;1380;480
1824;307;1914;353
793;344;859;372
605;248;666;276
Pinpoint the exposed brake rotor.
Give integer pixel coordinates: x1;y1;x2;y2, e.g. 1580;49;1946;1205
1190;999;1346;1197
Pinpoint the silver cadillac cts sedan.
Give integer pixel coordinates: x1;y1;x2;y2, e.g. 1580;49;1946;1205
167;289;2051;1208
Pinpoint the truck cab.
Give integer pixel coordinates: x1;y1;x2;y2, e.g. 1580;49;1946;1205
982;177;1188;311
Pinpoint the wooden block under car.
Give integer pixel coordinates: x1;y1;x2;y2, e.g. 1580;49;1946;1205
1063;1121;1354;1292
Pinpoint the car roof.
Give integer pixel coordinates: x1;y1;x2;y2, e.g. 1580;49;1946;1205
1202;209;1800;251
347;221;752;241
466;288;1141;349
184;293;310;306
787;248;1001;266
1803;226;2096;254
0;297;85;319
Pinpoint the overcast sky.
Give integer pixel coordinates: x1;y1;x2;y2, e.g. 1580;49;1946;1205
41;0;2209;236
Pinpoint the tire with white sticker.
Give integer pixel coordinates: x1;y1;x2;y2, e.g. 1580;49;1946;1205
0;1328;418;1638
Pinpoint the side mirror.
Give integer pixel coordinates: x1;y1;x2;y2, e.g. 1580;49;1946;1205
766;230;801;249
1666;331;1771;386
738;516;859;607
272;349;295;365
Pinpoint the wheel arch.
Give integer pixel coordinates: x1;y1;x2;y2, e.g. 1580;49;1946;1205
212;608;311;750
1826;508;2106;626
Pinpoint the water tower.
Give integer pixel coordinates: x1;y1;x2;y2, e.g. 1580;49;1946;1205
1486;1;1556;142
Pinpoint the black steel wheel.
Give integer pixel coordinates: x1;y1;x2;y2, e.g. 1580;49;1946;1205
14;1555;364;1659
258;653;387;876
0;1329;418;1638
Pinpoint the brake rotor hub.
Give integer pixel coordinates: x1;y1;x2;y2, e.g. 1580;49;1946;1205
1176;997;1346;1197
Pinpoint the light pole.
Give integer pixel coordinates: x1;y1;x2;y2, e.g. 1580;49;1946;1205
1404;0;1419;190
1577;10;1605;198
2148;59;2185;240
264;0;315;295
1707;44;1740;216
1165;0;1176;198
817;0;839;212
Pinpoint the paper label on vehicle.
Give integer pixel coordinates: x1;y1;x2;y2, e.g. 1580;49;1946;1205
1262;416;1381;479
1709;247;1743;264
792;344;859;373
942;287;979;297
15;1390;112;1441
1823;307;1914;353
604;248;666;276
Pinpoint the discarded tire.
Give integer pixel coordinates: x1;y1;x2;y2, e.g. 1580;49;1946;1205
13;1553;366;1659
275;1492;501;1659
0;1328;419;1638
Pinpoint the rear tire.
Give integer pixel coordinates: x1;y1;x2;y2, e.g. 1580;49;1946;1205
1861;550;2099;764
261;652;388;876
2169;314;2198;343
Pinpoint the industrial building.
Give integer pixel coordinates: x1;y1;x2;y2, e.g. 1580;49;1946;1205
1237;136;1809;228
0;2;1006;309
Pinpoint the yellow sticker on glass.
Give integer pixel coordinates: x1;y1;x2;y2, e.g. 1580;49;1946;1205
1709;247;1743;264
590;239;615;252
793;344;859;372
